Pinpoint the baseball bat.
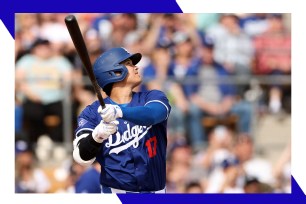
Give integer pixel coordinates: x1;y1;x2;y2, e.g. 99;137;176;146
64;15;106;109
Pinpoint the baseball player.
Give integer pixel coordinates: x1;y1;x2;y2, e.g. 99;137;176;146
73;47;171;193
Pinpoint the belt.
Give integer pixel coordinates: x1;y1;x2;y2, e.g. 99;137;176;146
101;185;166;194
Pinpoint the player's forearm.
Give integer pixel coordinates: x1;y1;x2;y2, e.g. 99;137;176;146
78;134;102;159
73;133;101;165
121;102;168;126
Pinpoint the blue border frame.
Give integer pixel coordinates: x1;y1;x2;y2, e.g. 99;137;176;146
117;177;304;204
0;0;182;37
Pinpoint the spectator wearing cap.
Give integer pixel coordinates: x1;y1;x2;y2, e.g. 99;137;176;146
205;157;244;193
15;38;73;143
185;37;252;151
165;31;204;149
15;140;51;193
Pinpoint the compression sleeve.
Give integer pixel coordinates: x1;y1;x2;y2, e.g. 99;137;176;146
78;133;102;160
120;102;168;126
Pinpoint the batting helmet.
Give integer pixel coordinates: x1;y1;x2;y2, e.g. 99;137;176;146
93;47;142;89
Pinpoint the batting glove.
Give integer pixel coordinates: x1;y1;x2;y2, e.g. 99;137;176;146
98;104;123;123
92;120;119;143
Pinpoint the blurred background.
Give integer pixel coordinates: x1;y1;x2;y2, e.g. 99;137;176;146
14;13;291;194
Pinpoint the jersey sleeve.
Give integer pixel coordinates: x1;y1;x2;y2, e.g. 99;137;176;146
75;104;100;138
144;90;171;120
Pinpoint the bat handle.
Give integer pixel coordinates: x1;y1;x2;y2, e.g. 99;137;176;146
97;94;106;109
93;82;106;109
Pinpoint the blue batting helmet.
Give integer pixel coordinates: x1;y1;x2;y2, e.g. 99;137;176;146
93;47;142;89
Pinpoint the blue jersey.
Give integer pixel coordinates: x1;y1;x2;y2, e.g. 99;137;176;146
75;90;171;192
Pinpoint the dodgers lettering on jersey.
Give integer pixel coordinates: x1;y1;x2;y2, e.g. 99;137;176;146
75;90;171;191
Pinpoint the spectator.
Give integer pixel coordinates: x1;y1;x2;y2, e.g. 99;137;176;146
55;161;87;193
139;14;176;56
206;14;254;78
234;135;275;186
142;45;189;145
243;177;261;193
170;31;200;80
193;126;235;174
15;38;73;143
184;181;204;193
168;31;204;149
38;13;72;56
141;45;173;92
92;13;138;50
253;14;291;114
142;14;201;55
239;13;269;38
166;141;193;193
15;14;40;57
15;140;51;193
186;40;252;150
154;14;179;49
220;158;244;193
205;157;244;193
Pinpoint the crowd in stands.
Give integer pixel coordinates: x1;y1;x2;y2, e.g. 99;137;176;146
14;13;291;193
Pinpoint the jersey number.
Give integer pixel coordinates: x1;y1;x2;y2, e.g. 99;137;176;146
145;136;157;158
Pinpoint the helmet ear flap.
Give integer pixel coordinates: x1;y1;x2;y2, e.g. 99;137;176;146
95;64;128;89
108;64;128;78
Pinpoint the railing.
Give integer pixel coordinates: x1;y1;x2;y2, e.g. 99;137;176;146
18;74;291;149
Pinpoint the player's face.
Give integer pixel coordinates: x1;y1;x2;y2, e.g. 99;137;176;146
123;59;142;88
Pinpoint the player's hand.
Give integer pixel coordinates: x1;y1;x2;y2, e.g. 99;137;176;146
98;104;123;123
92;120;119;143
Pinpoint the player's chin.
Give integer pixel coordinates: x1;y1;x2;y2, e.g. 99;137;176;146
135;79;142;87
136;75;142;81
